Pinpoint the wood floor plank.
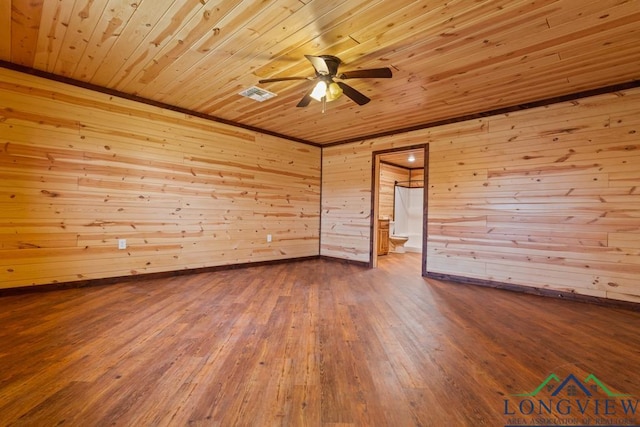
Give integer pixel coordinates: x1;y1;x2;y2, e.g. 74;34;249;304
1;253;639;425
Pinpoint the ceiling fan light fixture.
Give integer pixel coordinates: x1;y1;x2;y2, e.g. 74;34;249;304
310;81;327;101
310;81;342;103
326;82;343;102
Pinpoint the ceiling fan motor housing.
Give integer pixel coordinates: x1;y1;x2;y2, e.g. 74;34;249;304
317;55;342;76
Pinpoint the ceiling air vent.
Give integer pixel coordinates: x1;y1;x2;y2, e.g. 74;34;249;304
239;86;276;102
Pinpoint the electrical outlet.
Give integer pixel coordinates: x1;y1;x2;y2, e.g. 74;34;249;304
118;239;127;250
267;234;272;243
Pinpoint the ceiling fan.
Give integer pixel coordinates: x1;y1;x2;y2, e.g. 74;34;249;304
258;55;392;111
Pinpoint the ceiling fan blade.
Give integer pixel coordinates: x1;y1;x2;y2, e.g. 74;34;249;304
259;76;311;84
336;82;370;106
338;68;393;79
296;88;313;107
305;55;330;75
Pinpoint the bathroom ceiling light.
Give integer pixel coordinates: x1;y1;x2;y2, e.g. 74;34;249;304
408;154;416;162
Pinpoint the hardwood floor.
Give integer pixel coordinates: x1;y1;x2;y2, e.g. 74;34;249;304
1;253;639;426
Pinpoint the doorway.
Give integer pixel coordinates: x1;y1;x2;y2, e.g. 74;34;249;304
371;145;428;276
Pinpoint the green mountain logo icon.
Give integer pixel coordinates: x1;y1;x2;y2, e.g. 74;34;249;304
513;373;631;397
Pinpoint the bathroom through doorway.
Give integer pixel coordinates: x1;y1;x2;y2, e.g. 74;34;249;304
371;145;428;276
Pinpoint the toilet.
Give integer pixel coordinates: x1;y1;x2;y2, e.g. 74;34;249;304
389;235;409;253
388;221;409;253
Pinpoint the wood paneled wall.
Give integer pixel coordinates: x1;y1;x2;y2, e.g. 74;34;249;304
410;168;424;183
379;163;409;221
0;68;320;289
321;88;640;303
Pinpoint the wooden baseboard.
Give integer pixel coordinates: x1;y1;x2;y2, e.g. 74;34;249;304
425;272;640;312
0;256;321;296
319;256;370;268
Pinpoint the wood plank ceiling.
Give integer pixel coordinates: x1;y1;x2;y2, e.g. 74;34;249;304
2;0;640;146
